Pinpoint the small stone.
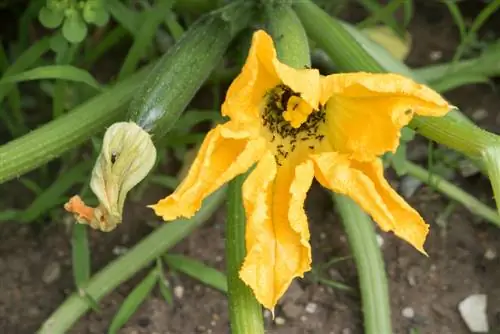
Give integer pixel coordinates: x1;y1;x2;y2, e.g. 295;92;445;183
210;320;216;326
458;160;480;177
342;328;352;334
215;255;223;262
305;302;318;314
376;234;384;247
429;50;443;61
458;294;489;332
402;307;415;319
282;302;302;318
407;267;420;287
42;262;61;284
472;108;488;121
112;246;128;256
320;232;326;240
280;280;304;304
263;309;272;318
274;316;286;325
484;248;497;260
300;315;308;322
400;176;422;198
27;306;41;317
173;285;184;299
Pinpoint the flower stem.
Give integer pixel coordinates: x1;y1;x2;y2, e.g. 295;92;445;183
226;174;264;334
404;160;500;227
333;194;392;334
38;188;226;334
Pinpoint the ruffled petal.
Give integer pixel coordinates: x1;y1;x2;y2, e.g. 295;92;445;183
221;30;279;125
312;153;428;253
150;122;267;220
320;73;451;161
240;152;313;310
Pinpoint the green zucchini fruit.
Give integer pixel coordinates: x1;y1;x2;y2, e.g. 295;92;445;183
128;1;253;139
65;2;254;232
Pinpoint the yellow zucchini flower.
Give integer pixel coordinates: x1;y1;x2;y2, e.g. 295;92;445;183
150;30;451;310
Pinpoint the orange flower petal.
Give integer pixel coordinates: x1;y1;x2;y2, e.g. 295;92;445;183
320;73;451;161
150;123;267;220
312;153;428;253
240;152;313;310
64;195;95;223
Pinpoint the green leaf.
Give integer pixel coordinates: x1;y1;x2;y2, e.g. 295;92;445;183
19;162;91;223
117;1;174;80
0;210;19;221
39;6;64;29
49;34;69;54
83;3;110;27
93;8;110;27
108;269;158;334
156;258;173;305
62;12;88;44
0;37;51;136
106;0;141;34
0;65;103;91
429;73;491;93
72;224;91;287
164;254;227;293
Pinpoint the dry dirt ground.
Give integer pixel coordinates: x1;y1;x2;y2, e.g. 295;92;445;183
1;1;500;333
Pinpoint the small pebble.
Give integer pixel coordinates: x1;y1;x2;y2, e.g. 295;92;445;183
42;262;61;284
112;246;128;256
173;285;184;299
459;294;489;332
402;307;415;319
429;50;443;61
484;248;497;260
300;315;308;322
282;302;302;318
305;302;318;314
342;328;352;334
215;255;223;262
376;234;384;247
263;310;272;318
320;232;326;240
472;108;488;121
274;316;286;325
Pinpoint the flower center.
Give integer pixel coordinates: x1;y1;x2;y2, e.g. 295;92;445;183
261;84;326;166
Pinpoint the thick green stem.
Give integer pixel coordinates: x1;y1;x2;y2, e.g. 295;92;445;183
333;195;392;334
405;160;500;227
226;175;264;334
38;188;226;334
0;64;153;185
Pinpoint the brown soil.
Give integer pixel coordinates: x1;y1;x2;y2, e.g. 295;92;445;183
1;1;500;334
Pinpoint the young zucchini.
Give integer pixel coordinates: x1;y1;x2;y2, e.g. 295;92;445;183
64;2;253;232
129;1;253;139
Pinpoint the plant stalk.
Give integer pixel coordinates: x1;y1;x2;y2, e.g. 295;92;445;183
404;160;500;227
226;175;264;334
333;195;392;334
